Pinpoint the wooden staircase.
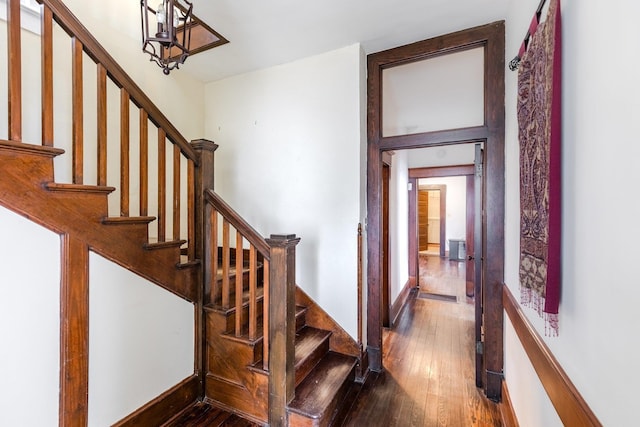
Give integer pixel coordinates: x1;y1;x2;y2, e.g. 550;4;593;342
204;287;358;426
1;0;363;425
0;139;197;300
203;194;360;426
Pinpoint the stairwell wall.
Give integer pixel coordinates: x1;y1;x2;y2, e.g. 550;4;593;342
0;208;61;426
0;1;206;424
204;44;367;340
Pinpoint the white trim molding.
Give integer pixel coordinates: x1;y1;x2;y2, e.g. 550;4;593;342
0;0;42;35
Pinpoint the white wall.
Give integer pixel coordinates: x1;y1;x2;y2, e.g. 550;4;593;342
382;46;485;136
88;253;194;426
407;144;475;169
418;176;467;251
504;1;640;426
388;151;410;301
204;44;366;339
0;206;196;426
0;207;60;427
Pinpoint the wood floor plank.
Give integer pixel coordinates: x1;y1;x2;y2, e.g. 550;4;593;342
163;401;259;427
342;254;501;426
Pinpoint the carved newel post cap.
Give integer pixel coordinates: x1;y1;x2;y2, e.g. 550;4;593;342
267;234;300;246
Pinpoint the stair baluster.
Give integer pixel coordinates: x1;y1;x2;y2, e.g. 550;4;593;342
7;0;21;141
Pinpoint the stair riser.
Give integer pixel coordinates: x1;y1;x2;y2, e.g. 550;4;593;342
204;373;268;423
295;337;330;388
102;223;150;243
296;309;307;332
207;317;263;371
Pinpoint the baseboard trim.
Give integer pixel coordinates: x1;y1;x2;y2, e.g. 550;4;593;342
113;374;200;427
390;277;415;327
503;285;602;427
500;380;519;427
356;346;369;382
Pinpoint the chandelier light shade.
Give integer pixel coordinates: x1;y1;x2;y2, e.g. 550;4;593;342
141;0;194;74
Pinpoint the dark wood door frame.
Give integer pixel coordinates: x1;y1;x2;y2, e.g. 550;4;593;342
366;22;505;399
381;163;391;328
408;165;474;282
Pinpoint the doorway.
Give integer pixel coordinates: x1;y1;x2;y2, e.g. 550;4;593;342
366;22;505;399
417;185;446;257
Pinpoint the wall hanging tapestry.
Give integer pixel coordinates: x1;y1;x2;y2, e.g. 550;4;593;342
517;0;562;336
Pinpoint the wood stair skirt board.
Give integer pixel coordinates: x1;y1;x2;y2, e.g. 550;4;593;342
0;141;197;302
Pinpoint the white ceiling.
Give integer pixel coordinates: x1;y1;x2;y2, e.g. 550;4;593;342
181;0;509;83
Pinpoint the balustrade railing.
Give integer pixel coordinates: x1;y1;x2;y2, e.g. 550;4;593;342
204;190;271;367
204;190;300;425
3;1;301;421
3;0;199;257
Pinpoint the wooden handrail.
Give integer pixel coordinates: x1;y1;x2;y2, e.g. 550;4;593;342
204;190;270;258
35;0;198;163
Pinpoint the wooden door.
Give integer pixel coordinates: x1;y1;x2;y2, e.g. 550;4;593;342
418;190;429;251
427;190;441;245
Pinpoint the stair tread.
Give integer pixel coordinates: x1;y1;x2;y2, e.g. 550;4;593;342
144;239;187;250
288;352;357;418
45;182;115;193
295;326;331;367
0;139;65;157
102;216;156;225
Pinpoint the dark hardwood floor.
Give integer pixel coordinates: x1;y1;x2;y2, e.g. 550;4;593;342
163;401;259;426
341;254;502;426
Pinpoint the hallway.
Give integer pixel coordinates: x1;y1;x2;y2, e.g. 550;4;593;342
342;254;501;426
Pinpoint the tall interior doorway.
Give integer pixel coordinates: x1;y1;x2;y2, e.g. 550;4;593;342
418;185;445;257
366;22;505;399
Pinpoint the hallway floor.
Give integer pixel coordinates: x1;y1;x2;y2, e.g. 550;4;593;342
341;254;502;426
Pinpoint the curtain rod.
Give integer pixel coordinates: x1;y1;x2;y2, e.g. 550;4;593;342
508;0;548;71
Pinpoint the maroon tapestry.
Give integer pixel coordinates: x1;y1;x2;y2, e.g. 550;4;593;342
517;0;562;335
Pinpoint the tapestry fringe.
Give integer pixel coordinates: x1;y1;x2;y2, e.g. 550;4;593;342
520;286;559;336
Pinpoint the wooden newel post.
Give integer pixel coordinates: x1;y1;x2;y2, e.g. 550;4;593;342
190;139;218;394
266;233;301;427
190;139;218;299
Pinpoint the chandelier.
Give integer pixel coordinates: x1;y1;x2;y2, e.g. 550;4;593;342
140;0;194;75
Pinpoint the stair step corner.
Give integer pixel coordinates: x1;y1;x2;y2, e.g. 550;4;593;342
102;215;156;225
287;352;358;426
144;239;187;250
0;139;65;157
45;182;116;194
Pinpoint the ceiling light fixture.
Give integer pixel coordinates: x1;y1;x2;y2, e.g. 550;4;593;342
140;0;193;75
